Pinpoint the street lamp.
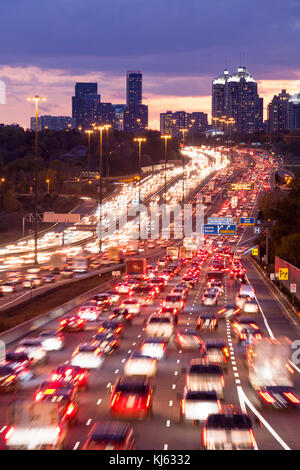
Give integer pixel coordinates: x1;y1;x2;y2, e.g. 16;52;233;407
161;135;171;203
85;130;94;172
27;95;46;265
134;137;146;240
95;126;105;252
179;129;188;204
46;178;50;194
190;119;195;145
104;124;111;179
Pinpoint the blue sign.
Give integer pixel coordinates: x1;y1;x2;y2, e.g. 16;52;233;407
240;217;255;225
207;217;233;225
202;224;236;235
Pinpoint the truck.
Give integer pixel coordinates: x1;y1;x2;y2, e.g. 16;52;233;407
166;246;179;260
101;246;122;265
245;337;299;407
72;255;89;273
126;258;147;277
124;240;139;255
5;400;68;450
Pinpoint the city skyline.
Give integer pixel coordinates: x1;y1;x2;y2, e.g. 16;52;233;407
1;0;300;128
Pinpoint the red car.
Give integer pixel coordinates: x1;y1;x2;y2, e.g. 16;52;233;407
51;365;89;390
110;376;153;420
59;315;86;332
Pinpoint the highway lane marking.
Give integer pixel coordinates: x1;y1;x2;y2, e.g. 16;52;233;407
172;384;176;389
115;369;119;374
97;399;102;405
169;401;173;407
164;444;168;450
0;426;7;433
166;420;171;427
106;382;111;388
234;372;239;377
235;379;241;384
86;419;92;426
73;442;80;450
128;350;131;354
174;371;178;376
245;274;275;339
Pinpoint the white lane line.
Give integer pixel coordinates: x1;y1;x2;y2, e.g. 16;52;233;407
86;419;92;426
97;399;102;405
114;369;119;374
106;382;111;388
174;371;178;376
169;400;173;406
241;388;291;450
234;372;239;377
164;444;168;450
73;441;80;450
121;358;126;363
172;384;176;389
0;426;7;433
235;379;241;384
245;274;274;338
166;420;171;427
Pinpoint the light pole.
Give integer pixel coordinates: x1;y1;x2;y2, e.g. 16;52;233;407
96;126;105;252
134;137;146;240
46;178;50;194
161;135;171;203
104;124;111;179
85;130;93;171
27;95;46;265
190;119;195;145
179;128;188;204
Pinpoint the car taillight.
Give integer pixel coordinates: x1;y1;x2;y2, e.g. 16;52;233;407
35;392;43;401
146;394;151;408
249;429;255;448
181;399;185;414
221;376;224;387
259;391;275;404
218;308;226;315
5;375;16;383
116;327;122;333
283;392;300;404
98;327;104;333
66;403;75;416
4;426;14;441
240;333;247;340
51;373;60;381
202;427;207;447
60;320;67;325
111;393;119;407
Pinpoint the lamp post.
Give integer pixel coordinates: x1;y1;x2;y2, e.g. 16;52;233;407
85;130;93;171
179;129;188;204
134;137;146;240
161;135;171;204
190;119;195;145
104;124;111;179
27;95;46;265
46;178;50;194
95;126;105;252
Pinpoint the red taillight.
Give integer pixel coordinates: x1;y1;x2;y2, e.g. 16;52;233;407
60;320;67;325
146;394;151;408
240;333;247;340
98;327;104;333
202;427;207;447
66;403;75;416
259;391;275;404
283;392;300;404
181;399;185;414
218;308;226;314
249;429;255;448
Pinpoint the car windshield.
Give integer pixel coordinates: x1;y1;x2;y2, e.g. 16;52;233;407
149;318;171;324
185;391;218;401
207;414;252;429
190;365;222;374
116;383;149;394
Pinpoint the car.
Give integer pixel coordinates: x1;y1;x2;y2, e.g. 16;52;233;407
196;314;218;331
114;282;131;294
202;292;218;306
124;351;158;377
109;308;133;325
204;341;230;369
110;376;154;420
5;351;33;377
156;306;179;324
77;302;101;321
145;314;174;339
120;298;140;315
171;288;188;300
202;409;256;450
179;390;221;424
97;320;124;336
163;295;185;312
59;314;86;332
230;318;260;338
91;293;111;311
105;290;120;304
131;286;156;304
210;281;224;295
0;364;20;392
243;297;259;314
34;383;79;425
1;282;17;293
15;339;47;365
71;343;104;369
22;278;42;289
91;332;120;354
258;386;300;409
140;338;167;360
181;277;195;289
158;258;167;267
237;326;263;346
42;274;56;284
50;365;89;390
148;278;165;292
185;360;224;398
174;329;206;351
217;304;241;319
82;421;135;450
38;330;65;351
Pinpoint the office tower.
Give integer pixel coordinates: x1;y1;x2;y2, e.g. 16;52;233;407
160;111;174;135
288;93;300;131
97;102;115;127
212;66;263;134
126;71;142;108
30;115;72;131
124;104;148;133
112;104;127;131
188;112;208;134
72;83;100;129
267;89;290;133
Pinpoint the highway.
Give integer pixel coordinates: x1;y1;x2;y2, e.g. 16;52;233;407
0;148;299;451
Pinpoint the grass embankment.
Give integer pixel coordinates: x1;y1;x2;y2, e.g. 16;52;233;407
0;271;119;333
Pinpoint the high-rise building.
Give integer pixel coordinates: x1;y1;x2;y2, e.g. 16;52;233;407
97;102;115;127
126;71;142;108
124;104;148;133
212;66;263;134
72;83;100;129
287;93;300;131
30;115;72;131
112;104;126;131
160;110;208;137
267;90;290;133
188;112;208;135
160;111;174;136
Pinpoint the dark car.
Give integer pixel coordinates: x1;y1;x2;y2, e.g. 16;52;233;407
97;320;124;336
110;376;153;420
109;308;133;325
82;421;135;450
51;364;89;390
59;314;86;332
197;314;218;331
92;332;120;354
35;383;79;425
0;364;20;392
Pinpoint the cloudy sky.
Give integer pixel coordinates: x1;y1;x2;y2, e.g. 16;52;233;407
1;0;300;128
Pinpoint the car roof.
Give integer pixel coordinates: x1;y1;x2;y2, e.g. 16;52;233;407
206;413;252;429
185;390;218;401
90;421;132;441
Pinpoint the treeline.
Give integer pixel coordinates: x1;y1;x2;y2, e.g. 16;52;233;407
257;180;300;267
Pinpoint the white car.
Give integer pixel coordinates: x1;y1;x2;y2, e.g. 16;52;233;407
185;360;224;399
115;282;131;294
124;352;157;377
140;338;167;360
180;390;220;423
77;302;100;321
1;282;16;293
15;339;47;364
38;330;65;351
71;343;104;369
243;298;259;313
120;299;140;315
146;314;174;339
163;295;185;312
202;292;218;306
